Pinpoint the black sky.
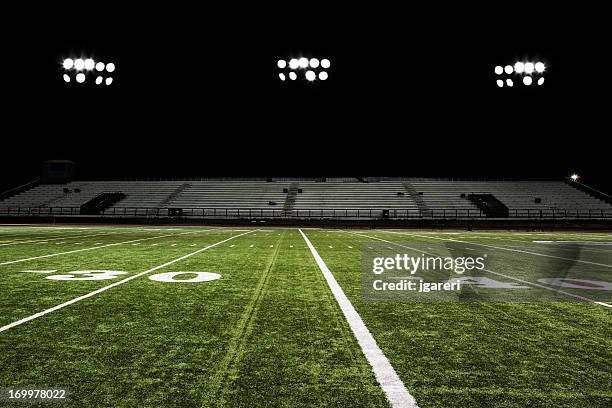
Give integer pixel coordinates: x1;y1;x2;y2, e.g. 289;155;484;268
2;4;610;191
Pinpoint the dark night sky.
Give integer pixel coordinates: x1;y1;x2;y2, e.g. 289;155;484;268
1;4;610;191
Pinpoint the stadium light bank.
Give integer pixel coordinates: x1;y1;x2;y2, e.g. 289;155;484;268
62;57;115;86
495;60;545;88
277;57;330;82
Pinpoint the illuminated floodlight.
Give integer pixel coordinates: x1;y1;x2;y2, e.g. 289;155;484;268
305;70;316;81
524;62;534;74
496;79;504;88
298;57;308;68
506;78;513;87
514;61;525;74
504;65;513;74
318;71;328;80
321;58;330;69
570;173;580;182
494;65;503;75
277;59;286;69
537;77;545;86
74;59;85;70
289;58;299;69
309;58;319;68
105;77;113;86
523;76;533;86
76;73;86;83
84;58;95;70
279;73;286;81
62;58;74;70
95;76;103;85
106;63;115;73
95;62;105;72
289;72;297;81
63;74;71;83
535;62;545;73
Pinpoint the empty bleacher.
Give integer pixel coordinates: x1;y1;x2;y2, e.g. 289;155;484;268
0;178;610;219
292;181;418;217
407;179;610;217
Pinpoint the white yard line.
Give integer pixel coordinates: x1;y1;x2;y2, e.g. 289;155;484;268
299;229;418;408
382;230;612;269
348;231;611;308
0;230;255;334
0;232;196;266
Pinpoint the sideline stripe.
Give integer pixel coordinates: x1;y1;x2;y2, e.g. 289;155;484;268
382;230;612;269
348;231;610;308
0;231;200;266
298;229;418;408
0;230;255;334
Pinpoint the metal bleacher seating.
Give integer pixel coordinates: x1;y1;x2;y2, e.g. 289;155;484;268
0;178;610;219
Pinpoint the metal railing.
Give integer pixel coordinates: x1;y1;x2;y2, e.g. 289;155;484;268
1;206;612;220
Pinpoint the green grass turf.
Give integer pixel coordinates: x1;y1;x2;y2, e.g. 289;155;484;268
0;226;610;407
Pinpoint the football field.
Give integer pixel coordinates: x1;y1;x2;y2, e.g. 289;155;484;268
0;225;610;407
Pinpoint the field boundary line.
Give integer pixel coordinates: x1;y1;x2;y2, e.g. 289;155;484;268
347;231;612;308
0;230;255;334
0;231;204;266
381;230;612;269
299;229;419;408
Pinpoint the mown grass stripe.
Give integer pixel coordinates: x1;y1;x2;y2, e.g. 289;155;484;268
202;232;284;407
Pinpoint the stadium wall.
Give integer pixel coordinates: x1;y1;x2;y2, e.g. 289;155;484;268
1;214;611;231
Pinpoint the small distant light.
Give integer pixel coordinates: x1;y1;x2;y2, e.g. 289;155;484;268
74;59;85;70
62;58;74;70
514;62;525;74
319;71;328;81
105;77;113;86
84;58;95;70
537;77;545;86
277;59;286;69
504;65;513;74
494;65;503;75
95;62;105;72
279;73;286;81
506;78;513;87
298;57;308;69
523;76;533;86
309;58;319;68
524;62;534;74
305;70;316;81
535;62;545;73
496;79;504;88
289;72;297;81
106;63;116;73
76;73;86;83
570;174;580;181
321;59;330;69
289;59;299;69
95;76;103;85
63;74;71;83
